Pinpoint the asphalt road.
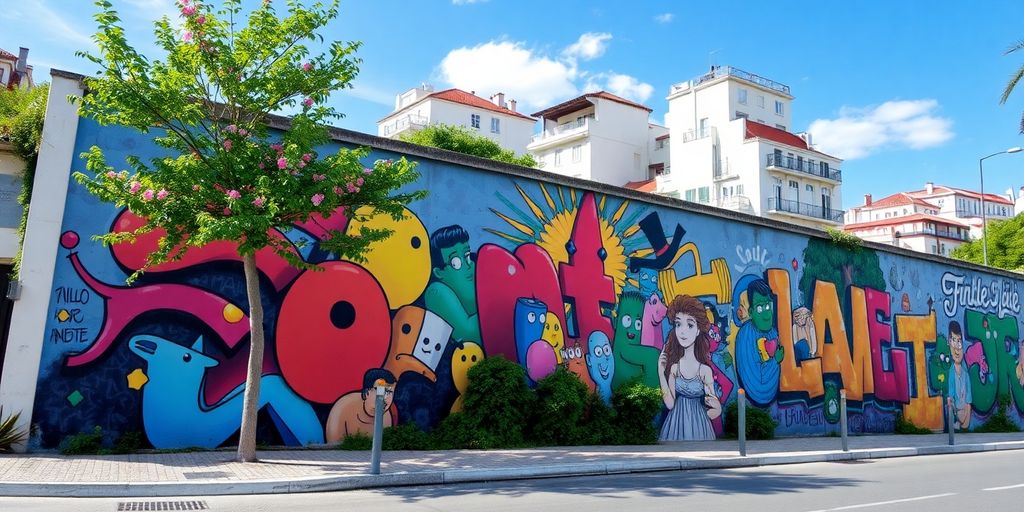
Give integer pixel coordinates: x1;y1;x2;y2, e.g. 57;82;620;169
3;450;1022;511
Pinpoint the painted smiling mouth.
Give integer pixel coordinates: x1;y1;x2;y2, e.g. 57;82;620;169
599;365;609;379
627;333;636;340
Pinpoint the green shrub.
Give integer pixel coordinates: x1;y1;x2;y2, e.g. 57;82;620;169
610;381;663;445
382;423;431;450
337;432;372;450
111;430;145;454
461;356;536;448
723;401;777;440
579;393;620;445
975;395;1022;433
529;368;590;446
0;407;28;453
430;412;500;449
894;412;932;434
60;426;105;455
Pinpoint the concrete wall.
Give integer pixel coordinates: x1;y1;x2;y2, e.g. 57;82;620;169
5;72;1024;450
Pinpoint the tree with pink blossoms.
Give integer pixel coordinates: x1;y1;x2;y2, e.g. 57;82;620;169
73;0;424;462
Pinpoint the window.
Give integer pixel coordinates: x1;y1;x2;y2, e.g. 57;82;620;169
735;111;748;119
470;114;480;129
685;189;696;202
738;88;748;104
698;118;709;137
572;144;582;163
789;180;799;189
776;124;786;131
0;69;4;83
698;186;710;203
938;199;944;207
736;184;744;195
490;117;500;133
655;139;665;149
806;184;814;192
554;149;563;167
775;101;785;115
758;95;765;107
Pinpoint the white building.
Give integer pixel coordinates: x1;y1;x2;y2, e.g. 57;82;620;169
377;85;536;155
842;193;971;256
0;47;32;91
527;91;668;185
647;66;843;230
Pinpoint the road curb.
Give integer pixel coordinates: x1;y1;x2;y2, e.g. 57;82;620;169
2;441;1022;498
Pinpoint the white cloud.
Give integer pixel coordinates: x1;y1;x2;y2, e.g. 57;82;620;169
2;2;93;48
438;41;578;109
562;32;612;62
654;13;674;24
582;72;654;103
808;99;954;159
341;81;395;106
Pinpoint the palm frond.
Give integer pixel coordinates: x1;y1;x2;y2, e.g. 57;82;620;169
1000;65;1024;105
0;407;28;452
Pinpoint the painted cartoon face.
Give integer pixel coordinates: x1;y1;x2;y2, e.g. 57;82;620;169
432;240;475;305
949;332;964;364
613;294;645;346
345;206;429;309
363;383;395;416
674;313;699;349
586;331;615;386
562;343;592;389
414;310;455;370
750;291;774;332
451;342;484;393
542;315;566;363
129;335;219;382
514;298;548;365
386;306;454;381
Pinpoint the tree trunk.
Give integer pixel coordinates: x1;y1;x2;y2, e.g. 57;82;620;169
237;252;265;463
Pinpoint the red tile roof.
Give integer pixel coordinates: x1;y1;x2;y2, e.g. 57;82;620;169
624;179;657;193
428;89;536;121
844;212;970;231
655;133;670;141
744;120;838;159
531;91;653;119
906;185;1013;205
862;192;940;210
0;49;16;61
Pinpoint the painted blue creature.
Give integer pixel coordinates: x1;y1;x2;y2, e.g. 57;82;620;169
586;331;615;403
129;334;324;449
513;297;548;368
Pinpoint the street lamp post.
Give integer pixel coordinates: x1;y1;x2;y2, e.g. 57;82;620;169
979;147;1023;266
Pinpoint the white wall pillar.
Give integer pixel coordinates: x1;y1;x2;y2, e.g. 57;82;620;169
0;73;83;451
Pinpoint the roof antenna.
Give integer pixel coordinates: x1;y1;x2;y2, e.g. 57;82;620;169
708;49;721;71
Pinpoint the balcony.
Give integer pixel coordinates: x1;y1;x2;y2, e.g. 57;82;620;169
717;195;755;215
381;114;427;137
766;198;845;223
528;118;591;150
766;154;842;182
896;228;970;241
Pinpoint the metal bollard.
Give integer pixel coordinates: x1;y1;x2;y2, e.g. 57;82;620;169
738;388;747;457
370;380;387;475
947;398;955;446
840;389;848;452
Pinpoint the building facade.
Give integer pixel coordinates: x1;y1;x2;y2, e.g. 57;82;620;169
650;66;844;230
377;85;535;155
0;47;33;91
527;91;667;186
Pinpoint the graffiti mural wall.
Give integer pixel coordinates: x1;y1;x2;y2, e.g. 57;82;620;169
29;119;1024;447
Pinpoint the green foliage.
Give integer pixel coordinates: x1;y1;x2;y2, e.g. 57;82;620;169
723;401;778;440
460;356;536;447
401;123;538;168
894;412;932;434
0;83;48;278
382;423;431;450
429;412;500;450
799;236;886;313
111;430;146;454
1000;39;1024;133
578;393;620;445
337;432;372;450
75;0;426;280
951;214;1024;272
609;380;663;445
0;407;28;453
529;367;590;446
60;426;105;455
824;227;863;251
975;395;1023;433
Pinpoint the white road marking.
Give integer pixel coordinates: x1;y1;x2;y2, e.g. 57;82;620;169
803;492;957;511
983;483;1024;491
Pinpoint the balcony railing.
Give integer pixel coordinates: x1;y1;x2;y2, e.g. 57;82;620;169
766;154;842;182
692;66;791;95
717;195;754;214
382;114;428;136
531;118;591;143
766;198;845;223
897;229;970;241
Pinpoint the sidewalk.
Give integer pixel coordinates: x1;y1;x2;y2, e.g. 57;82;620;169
1;433;1022;497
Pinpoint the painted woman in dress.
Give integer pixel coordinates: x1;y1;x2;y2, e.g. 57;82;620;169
657;295;722;441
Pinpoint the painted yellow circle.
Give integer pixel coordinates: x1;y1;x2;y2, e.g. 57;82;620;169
223;303;245;324
345;206;430;309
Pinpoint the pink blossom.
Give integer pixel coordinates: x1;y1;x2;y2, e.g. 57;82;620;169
298;161;306;168
157;189;169;200
238;128;247;137
223;207;232;216
222;139;233;151
226;189;241;200
270;143;283;151
258;163;264;169
277;157;288;170
333;186;344;195
302;97;314;108
105;171;117;179
302;62;313;72
129;181;142;194
362;167;372;175
302;153;312;162
192;184;201;191
226;124;237;133
346;183;358;193
196;15;206;24
183;31;193;42
311;193;325;206
252;196;266;208
312;174;326;182
356;177;364;186
118;171;128;180
181;5;196;16
141;189;155;201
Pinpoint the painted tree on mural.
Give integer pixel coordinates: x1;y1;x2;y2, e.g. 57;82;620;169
951;214;1024;272
73;0;424;462
798;237;885;310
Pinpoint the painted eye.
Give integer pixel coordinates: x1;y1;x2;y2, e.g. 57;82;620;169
621;315;632;328
640;272;649;280
554;324;560;332
461;355;467;362
539;313;546;325
986;331;991;339
651;274;658;283
182;353;192;363
422;337;431;345
634;319;642;331
527;312;537;323
756;305;764;313
575;346;582;358
465;251;472;265
449;256;463;270
471;355;478;362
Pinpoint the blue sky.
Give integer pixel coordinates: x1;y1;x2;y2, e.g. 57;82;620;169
4;0;1024;208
